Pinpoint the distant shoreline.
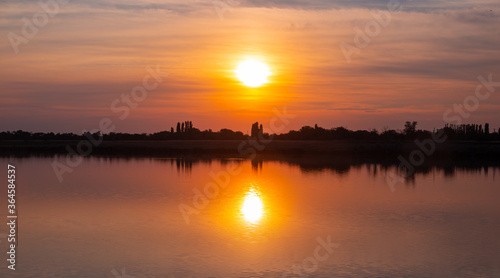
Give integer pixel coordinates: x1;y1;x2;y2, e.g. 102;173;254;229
2;140;500;162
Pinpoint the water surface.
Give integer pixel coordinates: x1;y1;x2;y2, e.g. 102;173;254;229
0;157;499;277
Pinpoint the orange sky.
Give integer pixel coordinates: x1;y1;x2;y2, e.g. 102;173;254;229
1;1;499;133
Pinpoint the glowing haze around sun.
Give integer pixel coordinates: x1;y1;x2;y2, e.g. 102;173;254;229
235;59;271;87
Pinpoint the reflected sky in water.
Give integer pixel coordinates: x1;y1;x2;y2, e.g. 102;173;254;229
0;157;499;277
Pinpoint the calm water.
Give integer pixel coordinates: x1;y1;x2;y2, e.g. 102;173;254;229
0;157;499;278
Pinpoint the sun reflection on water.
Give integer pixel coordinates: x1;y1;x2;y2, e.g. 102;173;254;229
241;188;264;224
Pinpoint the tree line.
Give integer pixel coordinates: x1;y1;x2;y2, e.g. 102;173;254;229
1;121;499;141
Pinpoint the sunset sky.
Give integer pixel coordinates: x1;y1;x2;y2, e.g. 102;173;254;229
1;0;499;133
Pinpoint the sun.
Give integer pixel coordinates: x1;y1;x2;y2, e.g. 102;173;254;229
235;59;271;87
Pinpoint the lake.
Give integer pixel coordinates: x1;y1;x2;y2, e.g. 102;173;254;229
0;157;499;277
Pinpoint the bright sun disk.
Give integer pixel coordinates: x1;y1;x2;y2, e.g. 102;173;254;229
235;59;271;87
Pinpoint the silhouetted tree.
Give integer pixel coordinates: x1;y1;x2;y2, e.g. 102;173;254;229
3;121;500;142
404;121;417;135
251;122;259;138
